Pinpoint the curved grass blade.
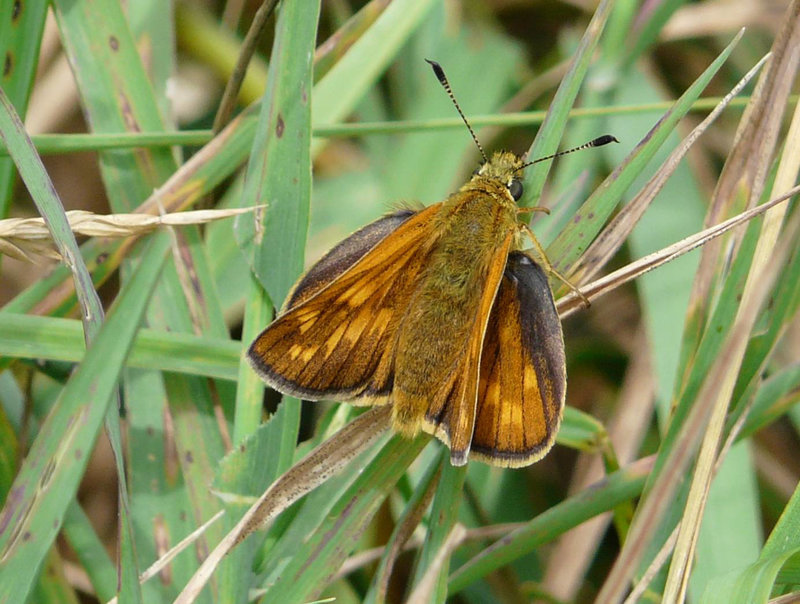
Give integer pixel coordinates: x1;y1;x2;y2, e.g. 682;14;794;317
173;406;393;604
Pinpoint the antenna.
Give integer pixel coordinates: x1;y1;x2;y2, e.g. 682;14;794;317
426;59;488;163
519;135;619;170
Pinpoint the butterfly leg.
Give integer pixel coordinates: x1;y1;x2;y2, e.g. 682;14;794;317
517;206;550;216
519;224;591;308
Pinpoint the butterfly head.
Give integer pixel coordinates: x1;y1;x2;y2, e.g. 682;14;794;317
471;151;527;201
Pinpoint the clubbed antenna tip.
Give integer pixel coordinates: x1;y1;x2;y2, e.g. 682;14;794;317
426;58;488;163
520;135;619;169
592;134;620;147
425;59;446;83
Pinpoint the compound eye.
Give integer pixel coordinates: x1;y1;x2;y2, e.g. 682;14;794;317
508;178;523;201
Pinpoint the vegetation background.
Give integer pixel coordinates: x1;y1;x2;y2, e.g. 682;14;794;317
0;0;798;602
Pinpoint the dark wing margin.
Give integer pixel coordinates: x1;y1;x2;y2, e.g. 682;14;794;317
248;205;440;402
284;209;416;310
470;250;566;468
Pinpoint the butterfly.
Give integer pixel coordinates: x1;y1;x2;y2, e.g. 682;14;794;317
248;60;615;467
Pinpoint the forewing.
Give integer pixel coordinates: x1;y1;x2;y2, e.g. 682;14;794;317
248;204;441;402
421;233;514;466
471;250;566;468
284;208;416;310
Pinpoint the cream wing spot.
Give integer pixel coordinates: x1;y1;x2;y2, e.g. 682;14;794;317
373;308;393;330
300;345;320;364
324;322;349;356
346;285;374;307
298;318;317;334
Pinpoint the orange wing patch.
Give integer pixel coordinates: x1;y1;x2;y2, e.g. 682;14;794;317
248;204;443;402
470;251;566;468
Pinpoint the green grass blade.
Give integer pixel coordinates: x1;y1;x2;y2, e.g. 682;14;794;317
0;313;241;381
411;460;466;602
548;30;743;274
449;458;650;594
0;233;169;603
522;0;614;202
312;0;439;132
0;0;48;219
62;502;118;602
701;549;800;604
235;0;320;306
51;0;177;208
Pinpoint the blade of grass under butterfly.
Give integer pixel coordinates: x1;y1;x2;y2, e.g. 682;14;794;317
364;455;443;604
410;460;467;602
212;402;302;604
174;407;394;603
260;436;427;601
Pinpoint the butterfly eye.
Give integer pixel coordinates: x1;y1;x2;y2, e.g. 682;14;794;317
508;178;523;201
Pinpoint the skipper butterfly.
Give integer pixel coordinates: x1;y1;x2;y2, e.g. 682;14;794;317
249;60;616;467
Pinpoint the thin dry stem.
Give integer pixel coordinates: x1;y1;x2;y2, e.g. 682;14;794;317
558;184;800;318
663;61;800;603
0;207;261;262
574;49;767;284
407;524;468;602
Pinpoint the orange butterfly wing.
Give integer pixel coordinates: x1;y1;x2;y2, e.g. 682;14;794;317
470;250;566;467
248;204;442;403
